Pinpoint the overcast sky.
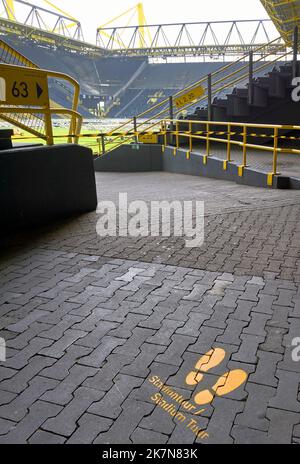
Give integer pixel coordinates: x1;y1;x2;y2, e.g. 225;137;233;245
17;0;270;43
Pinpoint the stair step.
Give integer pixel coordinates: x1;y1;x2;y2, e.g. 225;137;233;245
233;87;248;97
212;104;227;120
275;70;293;82
213;97;227;107
186;61;298;124
251;84;268;108
279;65;292;74
193;108;208;118
255;77;271;88
226;94;250;117
268;72;287;98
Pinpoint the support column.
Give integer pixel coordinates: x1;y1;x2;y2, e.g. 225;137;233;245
169;95;174;121
207;73;212;121
169;95;175;146
101;134;105;155
133;116;138;143
293;25;299;79
248;51;254;105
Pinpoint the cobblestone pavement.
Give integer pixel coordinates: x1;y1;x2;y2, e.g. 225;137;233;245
0;172;300;444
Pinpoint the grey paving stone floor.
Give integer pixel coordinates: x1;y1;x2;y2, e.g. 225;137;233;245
0;172;299;444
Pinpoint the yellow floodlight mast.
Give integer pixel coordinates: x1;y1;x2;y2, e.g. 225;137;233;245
137;2;151;47
2;0;80;33
3;0;15;20
43;0;78;28
98;2;152;49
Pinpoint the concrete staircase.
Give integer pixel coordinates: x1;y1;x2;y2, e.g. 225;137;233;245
185;62;300;125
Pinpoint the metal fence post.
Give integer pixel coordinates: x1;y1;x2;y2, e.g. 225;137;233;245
273;127;279;176
169;95;174;121
133;116;138;143
204;122;210;165
169;95;175;146
207;73;212;121
176;121;179;150
293;26;299;79
239;125;247;177
45;109;54;146
101;134;106;155
224;123;231;170
188;121;192;159
248;51;254;105
268;127;279;187
163;120;167;151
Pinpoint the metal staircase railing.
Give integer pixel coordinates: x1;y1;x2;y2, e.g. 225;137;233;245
0;39;82;143
0;38;37;68
103;36;292;153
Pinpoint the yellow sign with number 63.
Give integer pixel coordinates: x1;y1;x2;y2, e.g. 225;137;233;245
0;64;49;106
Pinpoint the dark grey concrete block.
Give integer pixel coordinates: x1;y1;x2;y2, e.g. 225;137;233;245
0;144;97;233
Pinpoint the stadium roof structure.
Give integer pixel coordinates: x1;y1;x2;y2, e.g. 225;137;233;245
261;0;300;45
0;0;296;59
0;0;108;55
96;19;283;58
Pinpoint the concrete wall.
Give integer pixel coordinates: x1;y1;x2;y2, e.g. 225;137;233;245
94;144;163;172
93;143;299;190
162;146;272;188
0;144;97;233
289;177;300;189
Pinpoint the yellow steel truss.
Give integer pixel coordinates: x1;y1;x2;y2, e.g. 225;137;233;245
3;0;15;20
261;0;300;45
97;2;152;49
1;0;81;37
43;0;78;30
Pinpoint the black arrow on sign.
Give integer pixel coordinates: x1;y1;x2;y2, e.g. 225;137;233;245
36;83;43;99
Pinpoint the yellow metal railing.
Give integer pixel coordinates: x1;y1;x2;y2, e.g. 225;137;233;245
160;118;300;187
103;36;287;154
0;62;82;144
7;117;300;188
0;38;83;141
104;52;288;153
0;38;37;68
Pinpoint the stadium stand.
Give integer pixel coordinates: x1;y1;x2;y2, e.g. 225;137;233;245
0;36;236;118
0;34;291;124
182;62;298;125
2;35;147;116
111;63;227;118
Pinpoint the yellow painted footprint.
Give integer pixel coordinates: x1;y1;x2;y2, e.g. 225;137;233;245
186;348;248;406
186;348;226;386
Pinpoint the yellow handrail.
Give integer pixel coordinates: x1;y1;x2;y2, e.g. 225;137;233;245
0;63;81;144
106;36;285;139
105;45;291;157
162;118;300;186
46;69;81;142
0;38;38;68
